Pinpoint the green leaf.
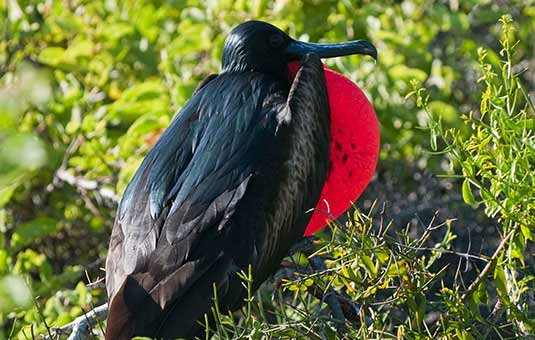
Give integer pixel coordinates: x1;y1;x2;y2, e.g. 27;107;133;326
75;281;88;307
38;47;66;66
11;217;59;251
520;223;533;241
108;80;170;124
0;249;8;275
324;325;338;340
0;185;15;208
462;179;476;205
64;39;94;60
389;64;428;83
510;233;526;266
360;254;377;277
462;161;474;176
118;113;170;157
456;329;475;340
415;292;426;325
468;291;484;320
493;260;510;303
474;279;488;305
428;101;458;124
100;22;135;41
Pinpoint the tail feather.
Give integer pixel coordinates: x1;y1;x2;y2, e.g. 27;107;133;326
105;281;134;340
105;256;236;340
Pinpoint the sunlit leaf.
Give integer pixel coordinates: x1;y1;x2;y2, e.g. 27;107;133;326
462;179;475;205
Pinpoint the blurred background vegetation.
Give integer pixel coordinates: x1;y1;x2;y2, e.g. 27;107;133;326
0;0;534;339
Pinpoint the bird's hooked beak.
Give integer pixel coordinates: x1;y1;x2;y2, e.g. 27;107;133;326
286;39;377;60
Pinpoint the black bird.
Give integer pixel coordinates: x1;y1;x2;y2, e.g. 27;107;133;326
105;20;377;340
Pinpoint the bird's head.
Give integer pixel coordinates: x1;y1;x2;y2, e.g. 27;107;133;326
222;20;377;75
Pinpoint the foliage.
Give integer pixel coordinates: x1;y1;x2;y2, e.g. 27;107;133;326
410;15;535;336
0;0;534;339
205;210;461;339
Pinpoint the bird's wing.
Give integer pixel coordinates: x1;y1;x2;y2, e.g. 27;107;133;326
105;73;216;297
105;73;289;337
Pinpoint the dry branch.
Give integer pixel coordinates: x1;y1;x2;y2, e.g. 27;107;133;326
42;303;108;340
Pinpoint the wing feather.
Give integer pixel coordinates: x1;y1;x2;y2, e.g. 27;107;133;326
105;72;289;339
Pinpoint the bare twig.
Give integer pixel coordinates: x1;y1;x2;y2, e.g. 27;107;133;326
391;242;489;263
461;229;515;302
33;299;53;340
292;237;348;334
41;303;108;340
55;169;118;202
49;136;119;203
280;258;360;322
86;277;106;291
308;257;345;318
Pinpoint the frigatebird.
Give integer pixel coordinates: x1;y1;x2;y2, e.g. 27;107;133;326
105;20;379;340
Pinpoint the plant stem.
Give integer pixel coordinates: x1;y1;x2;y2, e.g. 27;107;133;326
461;229;515;302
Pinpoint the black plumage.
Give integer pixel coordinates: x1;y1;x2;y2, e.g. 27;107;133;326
105;20;376;340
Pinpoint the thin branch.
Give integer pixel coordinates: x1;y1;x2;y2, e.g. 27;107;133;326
308;256;346;322
86;277;106;291
461;229;515;302
41;304;108;340
391;242;490;263
55;169;118;202
304;263;360;323
49;136;119;203
294;237;348;334
33;299;52;340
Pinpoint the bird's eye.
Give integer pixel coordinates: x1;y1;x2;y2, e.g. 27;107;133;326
268;34;284;48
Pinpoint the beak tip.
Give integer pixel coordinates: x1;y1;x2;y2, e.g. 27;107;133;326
363;41;378;60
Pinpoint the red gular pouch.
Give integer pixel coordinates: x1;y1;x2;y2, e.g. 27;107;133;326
288;61;380;236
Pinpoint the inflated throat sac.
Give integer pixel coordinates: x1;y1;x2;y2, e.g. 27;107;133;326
288;61;380;235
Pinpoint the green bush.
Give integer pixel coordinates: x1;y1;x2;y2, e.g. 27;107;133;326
411;15;535;336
